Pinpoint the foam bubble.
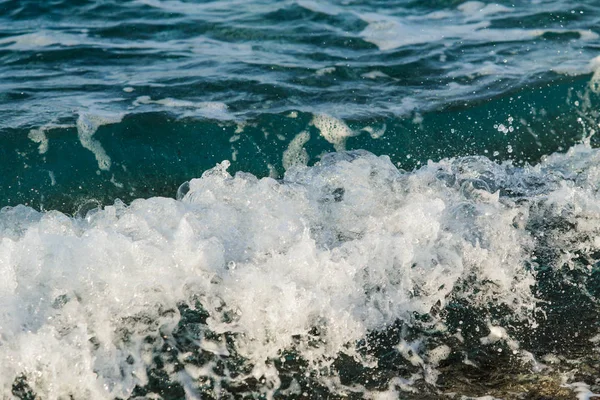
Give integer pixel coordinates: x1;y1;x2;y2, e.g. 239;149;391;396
296;0;342;16
361;124;387;139
457;1;512;19
134;96;229;119
48;171;56;186
361;70;391;80
310;114;355;151
27;124;74;155
359;12;597;51
589;56;600;93
566;382;600;400
76;113;123;171
0;31;83;50
282;131;310;170
315;67;336;76
27;128;49;154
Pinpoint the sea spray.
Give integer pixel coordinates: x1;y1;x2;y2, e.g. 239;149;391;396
5;143;600;398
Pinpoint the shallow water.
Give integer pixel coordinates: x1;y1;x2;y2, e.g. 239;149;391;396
2;0;600;399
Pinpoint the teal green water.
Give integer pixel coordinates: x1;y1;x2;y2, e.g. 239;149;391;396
4;74;599;212
2;0;600;211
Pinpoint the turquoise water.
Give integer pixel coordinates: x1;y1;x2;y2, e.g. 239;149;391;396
2;0;600;210
2;1;600;398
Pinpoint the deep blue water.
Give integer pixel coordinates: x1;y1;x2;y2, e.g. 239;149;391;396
2;1;600;398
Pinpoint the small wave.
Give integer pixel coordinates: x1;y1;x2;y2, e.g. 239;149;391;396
2;144;600;397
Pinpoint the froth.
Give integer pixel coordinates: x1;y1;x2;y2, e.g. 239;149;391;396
359;7;597;52
310;114;355;151
4;145;600;397
282;131;310;170
76;113;123;171
133;96;230;119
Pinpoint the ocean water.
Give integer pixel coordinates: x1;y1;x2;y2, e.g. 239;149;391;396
2;0;600;398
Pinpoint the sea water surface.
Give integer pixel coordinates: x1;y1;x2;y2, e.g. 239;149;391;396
2;0;600;399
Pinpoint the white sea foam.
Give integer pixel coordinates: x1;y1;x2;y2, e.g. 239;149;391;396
4;144;600;397
315;67;336;76
359;5;597;52
0;31;84;50
76;113;123;171
310;114;355;151
565;382;600;400
457;1;513;20
28;124;75;155
588;56;600;93
359;14;487;51
27;128;50;155
361;124;386;139
282;131;310;170
297;0;343;16
361;70;391;80
134;96;230;119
